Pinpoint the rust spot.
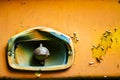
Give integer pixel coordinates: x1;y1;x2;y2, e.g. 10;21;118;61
117;64;119;68
119;0;120;3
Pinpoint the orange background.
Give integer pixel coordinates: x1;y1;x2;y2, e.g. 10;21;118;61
0;0;120;79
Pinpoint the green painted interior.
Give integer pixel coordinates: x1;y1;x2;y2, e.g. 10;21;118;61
15;40;68;67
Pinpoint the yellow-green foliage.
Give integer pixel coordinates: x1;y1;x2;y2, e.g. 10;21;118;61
91;28;120;62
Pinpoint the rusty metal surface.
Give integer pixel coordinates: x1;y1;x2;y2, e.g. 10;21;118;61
0;0;120;79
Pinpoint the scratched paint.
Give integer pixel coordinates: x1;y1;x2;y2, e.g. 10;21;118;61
91;28;120;62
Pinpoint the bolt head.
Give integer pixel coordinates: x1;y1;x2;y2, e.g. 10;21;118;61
34;44;50;61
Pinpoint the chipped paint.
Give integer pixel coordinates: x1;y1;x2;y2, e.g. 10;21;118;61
92;28;120;62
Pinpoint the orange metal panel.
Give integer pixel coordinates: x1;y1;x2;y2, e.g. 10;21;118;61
0;0;120;79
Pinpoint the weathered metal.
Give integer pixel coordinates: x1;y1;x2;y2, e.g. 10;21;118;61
7;27;74;71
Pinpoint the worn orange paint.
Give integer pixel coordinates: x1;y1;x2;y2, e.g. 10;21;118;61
0;0;120;79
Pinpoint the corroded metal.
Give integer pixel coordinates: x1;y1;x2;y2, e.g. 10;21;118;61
7;27;74;71
34;43;50;61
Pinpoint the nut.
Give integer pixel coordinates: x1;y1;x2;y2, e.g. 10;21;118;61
34;43;50;61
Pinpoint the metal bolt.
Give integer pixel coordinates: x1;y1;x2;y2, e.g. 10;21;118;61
104;75;107;78
68;51;72;55
35;72;41;78
34;43;50;61
8;51;12;56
